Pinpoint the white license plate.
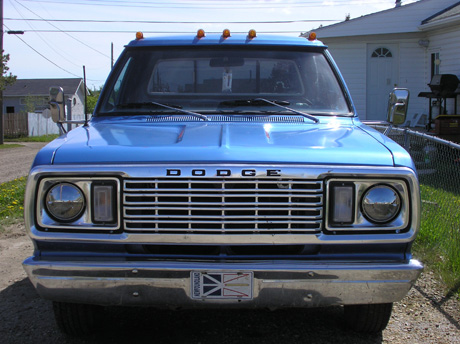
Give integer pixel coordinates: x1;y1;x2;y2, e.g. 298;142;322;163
191;271;253;300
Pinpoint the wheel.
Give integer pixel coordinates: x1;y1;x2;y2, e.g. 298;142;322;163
344;303;393;333
53;301;103;336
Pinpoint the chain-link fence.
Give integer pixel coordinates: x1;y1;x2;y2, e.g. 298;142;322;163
371;125;460;278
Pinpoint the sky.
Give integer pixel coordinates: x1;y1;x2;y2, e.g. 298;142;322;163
3;0;418;88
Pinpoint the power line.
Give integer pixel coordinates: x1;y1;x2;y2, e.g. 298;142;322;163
4;24;82;78
12;0;110;58
4;17;342;24
7;1;82;67
10;29;309;34
19;0;394;9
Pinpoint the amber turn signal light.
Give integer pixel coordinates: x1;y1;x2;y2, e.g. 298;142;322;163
197;29;205;39
248;29;257;39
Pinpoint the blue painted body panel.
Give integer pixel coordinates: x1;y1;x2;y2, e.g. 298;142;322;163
31;116;407;168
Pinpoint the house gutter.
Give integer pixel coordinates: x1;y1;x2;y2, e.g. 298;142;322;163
418;14;460;31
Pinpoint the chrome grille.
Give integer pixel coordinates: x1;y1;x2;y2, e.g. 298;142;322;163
123;178;323;234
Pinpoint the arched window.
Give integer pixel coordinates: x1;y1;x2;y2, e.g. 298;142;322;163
371;47;393;58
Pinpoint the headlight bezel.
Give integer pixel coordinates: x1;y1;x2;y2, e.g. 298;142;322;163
326;178;410;232
36;177;120;231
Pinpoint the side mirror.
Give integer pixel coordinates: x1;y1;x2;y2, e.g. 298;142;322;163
49;86;65;123
387;88;409;125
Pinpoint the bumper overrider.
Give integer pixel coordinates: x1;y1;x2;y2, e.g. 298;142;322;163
23;258;423;308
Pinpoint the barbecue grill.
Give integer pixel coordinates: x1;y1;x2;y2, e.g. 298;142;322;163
427;74;459;97
418;74;460;128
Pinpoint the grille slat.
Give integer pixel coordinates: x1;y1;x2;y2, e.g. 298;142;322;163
124;206;319;211
123;178;323;234
124;201;321;206
124;213;322;220
125;192;318;197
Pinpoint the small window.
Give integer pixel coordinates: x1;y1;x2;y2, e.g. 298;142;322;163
6;106;15;113
371;47;392;58
431;52;440;78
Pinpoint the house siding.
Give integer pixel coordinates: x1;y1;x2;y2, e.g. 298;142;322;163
313;0;460;122
327;43;367;118
425;25;460;115
323;37;429;120
313;0;458;38
398;40;428;121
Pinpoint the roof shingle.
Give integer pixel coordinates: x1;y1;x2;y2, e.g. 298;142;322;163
4;78;83;97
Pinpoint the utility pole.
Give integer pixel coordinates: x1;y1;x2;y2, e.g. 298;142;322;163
0;0;4;145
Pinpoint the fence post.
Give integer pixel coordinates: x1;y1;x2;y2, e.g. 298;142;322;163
403;128;410;150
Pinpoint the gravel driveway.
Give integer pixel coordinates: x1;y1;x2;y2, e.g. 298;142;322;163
0;142;48;184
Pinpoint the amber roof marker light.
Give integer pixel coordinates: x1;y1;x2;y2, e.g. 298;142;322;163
136;31;144;40
247;29;257;39
222;29;231;38
196;29;206;39
307;32;317;41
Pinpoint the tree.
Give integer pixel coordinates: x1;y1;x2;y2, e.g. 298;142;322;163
1;52;17;144
23;95;46;113
86;86;103;114
1;52;17;91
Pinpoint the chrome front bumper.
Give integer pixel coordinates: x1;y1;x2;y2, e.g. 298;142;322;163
23;257;423;308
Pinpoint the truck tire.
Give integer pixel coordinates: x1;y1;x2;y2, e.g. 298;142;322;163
53;301;102;336
344;303;393;333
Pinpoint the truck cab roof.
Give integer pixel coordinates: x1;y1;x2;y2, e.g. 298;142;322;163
126;32;327;48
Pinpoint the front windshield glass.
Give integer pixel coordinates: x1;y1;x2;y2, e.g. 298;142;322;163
99;47;351;116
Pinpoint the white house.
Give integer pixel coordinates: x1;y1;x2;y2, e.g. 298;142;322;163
304;0;460;124
3;78;89;137
4;78;87;117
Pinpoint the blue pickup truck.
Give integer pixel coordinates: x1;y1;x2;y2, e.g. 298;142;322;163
23;30;423;336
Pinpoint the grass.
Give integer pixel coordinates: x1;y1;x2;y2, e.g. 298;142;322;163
0;177;27;231
413;184;460;294
6;134;59;142
0;143;24;149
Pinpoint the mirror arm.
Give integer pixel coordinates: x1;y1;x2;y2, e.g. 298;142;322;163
57;122;67;134
384;123;393;136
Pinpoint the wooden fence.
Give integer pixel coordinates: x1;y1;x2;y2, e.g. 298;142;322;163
3;113;28;138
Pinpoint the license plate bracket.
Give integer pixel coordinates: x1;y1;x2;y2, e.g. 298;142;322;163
191;271;253;300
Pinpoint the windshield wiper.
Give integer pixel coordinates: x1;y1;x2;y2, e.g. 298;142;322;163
219;98;319;123
116;102;209;121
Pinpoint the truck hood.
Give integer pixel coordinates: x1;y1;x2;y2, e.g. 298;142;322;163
36;117;397;166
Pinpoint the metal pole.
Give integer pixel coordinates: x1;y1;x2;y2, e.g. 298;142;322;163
0;0;4;144
83;65;88;126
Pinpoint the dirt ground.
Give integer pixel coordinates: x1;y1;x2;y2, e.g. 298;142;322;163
0;223;459;344
0;142;48;184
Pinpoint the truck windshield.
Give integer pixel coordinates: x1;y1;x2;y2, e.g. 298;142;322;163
99;47;351;116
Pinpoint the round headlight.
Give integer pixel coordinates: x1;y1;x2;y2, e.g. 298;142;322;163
45;183;85;222
361;185;401;224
